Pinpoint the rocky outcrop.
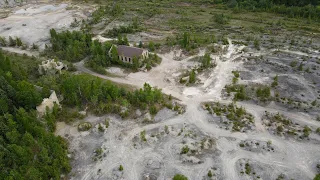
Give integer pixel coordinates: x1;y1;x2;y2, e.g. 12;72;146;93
36;91;60;116
38;59;67;75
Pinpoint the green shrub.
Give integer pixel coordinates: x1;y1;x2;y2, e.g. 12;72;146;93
78;122;92;131
256;86;271;101
271;75;278;87
189;70;196;84
119;165;123;171
98;123;104;132
303;126;311;137
290;60;298;67
254;39;260;50
245;163;251;175
232;71;240;78
173;174;188;180
105;118;110;128
149;105;158;115
180;145;189;154
0;36;7;46
140;130;147;141
213;13;230;25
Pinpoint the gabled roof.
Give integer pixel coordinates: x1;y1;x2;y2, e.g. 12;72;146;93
117;45;144;58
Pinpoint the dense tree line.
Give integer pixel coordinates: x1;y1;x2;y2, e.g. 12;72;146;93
58;73;164;116
49;29;92;62
106;21;140;38
226;0;320;20
174;0;319;6
121;0;319;7
47;29;156;74
0;52;44;113
89;4;124;24
232;0;319;7
166;32;216;51
0;51;70;179
126;0;319;20
87;40;113;74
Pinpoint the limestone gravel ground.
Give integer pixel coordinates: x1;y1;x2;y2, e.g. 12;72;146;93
2;3;320;180
59;39;320;180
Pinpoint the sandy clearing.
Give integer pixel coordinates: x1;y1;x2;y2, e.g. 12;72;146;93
0;3;89;49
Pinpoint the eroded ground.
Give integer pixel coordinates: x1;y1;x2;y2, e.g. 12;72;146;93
59;39;320;180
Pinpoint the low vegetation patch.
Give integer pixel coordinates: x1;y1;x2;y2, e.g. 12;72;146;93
78;122;93;131
262;112;315;140
204;102;255;132
173;174;188;180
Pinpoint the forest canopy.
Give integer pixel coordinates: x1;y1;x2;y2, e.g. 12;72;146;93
0;51;70;179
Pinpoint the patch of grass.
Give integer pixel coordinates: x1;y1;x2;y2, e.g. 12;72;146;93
205;102;254;132
140;130;147;141
105;118;110;128
98;123;104;132
180;145;190;154
245;163;251;175
173;174;188;180
119;165;123;171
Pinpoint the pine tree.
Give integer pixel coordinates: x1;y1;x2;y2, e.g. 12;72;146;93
148;41;155;51
119;165;123;171
123;35;129;46
0;36;7;46
189;70;196;84
182;32;190;48
202;53;211;68
117;34;123;45
110;45;119;63
132;56;139;71
8;36;16;47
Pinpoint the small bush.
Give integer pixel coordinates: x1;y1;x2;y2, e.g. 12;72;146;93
149;105;158;115
189;70;196;84
303;126;311;137
173;174;188;180
213;13;230;25
105;118;110;128
180;145;189;154
32;43;39;50
78;122;92;131
232;71;240;78
119;165;123;171
290;60;298;67
8;36;16;47
0;36;7;46
245;163;251;175
98;123;104;132
254;39;260;50
140;130;147;141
